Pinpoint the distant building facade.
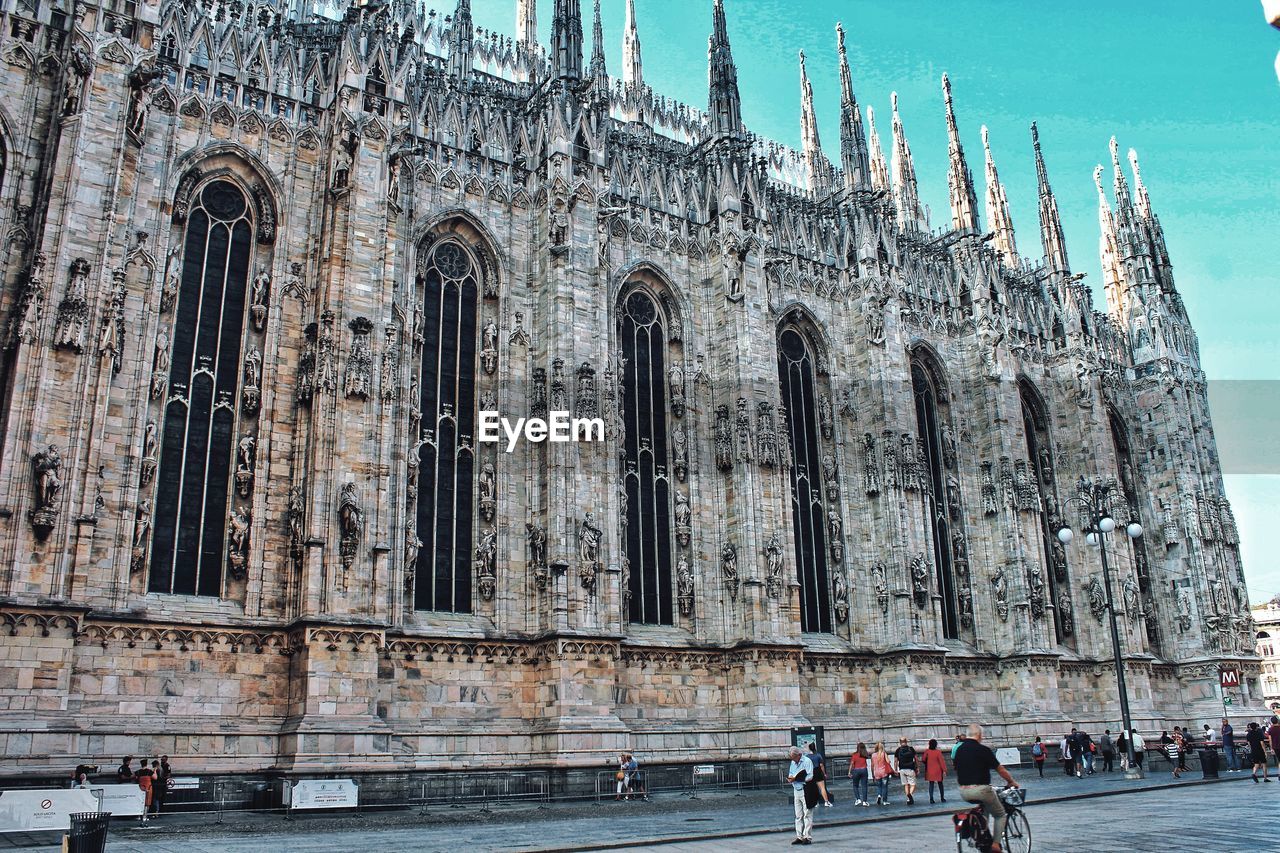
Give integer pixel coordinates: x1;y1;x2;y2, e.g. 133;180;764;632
0;0;1260;776
1254;599;1280;711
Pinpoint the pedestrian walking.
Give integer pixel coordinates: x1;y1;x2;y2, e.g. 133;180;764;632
1116;730;1129;770
956;724;1020;853
1100;730;1115;772
1247;722;1270;782
786;746;815;845
1075;728;1095;775
155;755;172;814
950;735;964;759
615;752;637;800
893;737;919;805
806;741;833;807
1267;717;1280;775
1164;737;1183;778
1173;726;1190;771
870;742;895;805
1222;718;1239;772
148;759;165;816
848;742;870;807
922;738;947;803
1030;736;1045;778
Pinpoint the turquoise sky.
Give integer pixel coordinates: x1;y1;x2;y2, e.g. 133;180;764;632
469;1;1280;598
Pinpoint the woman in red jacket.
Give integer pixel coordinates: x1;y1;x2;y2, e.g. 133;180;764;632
921;738;947;803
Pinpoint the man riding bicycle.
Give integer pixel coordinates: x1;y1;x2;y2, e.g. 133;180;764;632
954;724;1020;852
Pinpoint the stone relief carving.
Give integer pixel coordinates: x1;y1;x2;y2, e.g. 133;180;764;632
991;564;1010;621
977;313;1003;380
714;405;733;472
1058;592;1075;635
526;523;548;589
755;401;778;468
8;252;46;346
1083;576;1107;621
721;232;744;301
677;557;695;617
958;584;974;629
576;362;597;420
871;562;889;614
1174;584;1192;632
509;311;530;347
379;328;398;403
531;367;548;420
28;445;62;541
764;534;784;599
316;311;338;394
671;425;689;482
338;482;363;574
280;261;308;304
1027;563;1047;619
126;59;162;137
579;512;603;591
242;347;262;414
980;461;998;516
475;527;497;601
861;285;886;345
227;506;250;579
1051;540;1068;582
52;258;91;352
882;430;898;490
910;553;930;608
99;269;126;374
344;317;373;399
862;433;881;496
297;324;316;405
721;541;739;600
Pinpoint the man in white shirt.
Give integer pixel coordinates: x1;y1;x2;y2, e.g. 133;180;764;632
786;746;815;845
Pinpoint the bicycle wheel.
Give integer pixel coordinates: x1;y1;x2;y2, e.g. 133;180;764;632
1003;808;1032;853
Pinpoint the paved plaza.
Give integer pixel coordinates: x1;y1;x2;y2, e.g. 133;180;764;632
3;768;1274;852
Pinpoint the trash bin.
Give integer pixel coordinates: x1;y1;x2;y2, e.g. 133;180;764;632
1199;748;1219;778
67;811;111;853
250;782;272;810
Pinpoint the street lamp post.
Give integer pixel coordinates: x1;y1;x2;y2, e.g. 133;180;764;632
1058;476;1145;781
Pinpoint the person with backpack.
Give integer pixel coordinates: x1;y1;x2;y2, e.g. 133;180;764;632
893;737;919;805
1059;733;1074;776
1099;730;1115;772
1030;736;1045;777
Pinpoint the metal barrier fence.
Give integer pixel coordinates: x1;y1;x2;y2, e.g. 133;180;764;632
418;770;551;812
593;762;785;802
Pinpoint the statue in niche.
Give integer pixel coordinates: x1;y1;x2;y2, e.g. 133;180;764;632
481;319;498;375
991;564;1009;622
250;267;271;331
579;512;602;590
677;557;695;617
475;528;497;601
765;534;784;599
721;542;739;600
227;506;250;578
526;522;548;588
672;425;688;481
674;491;691;546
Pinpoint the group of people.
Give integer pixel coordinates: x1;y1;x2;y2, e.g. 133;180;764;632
787;726;1018;849
614;752;645;801
72;755;172;821
1237;716;1280;782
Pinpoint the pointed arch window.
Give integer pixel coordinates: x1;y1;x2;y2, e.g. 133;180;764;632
1020;381;1069;642
149;179;255;596
412;239;478;614
911;353;962;638
778;326;831;633
619;288;674;625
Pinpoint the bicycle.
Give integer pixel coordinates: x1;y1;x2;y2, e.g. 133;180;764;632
953;785;1031;853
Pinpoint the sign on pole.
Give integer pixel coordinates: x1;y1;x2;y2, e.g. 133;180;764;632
693;764;716;777
1221;668;1241;689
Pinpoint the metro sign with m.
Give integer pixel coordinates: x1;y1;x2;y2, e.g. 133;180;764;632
1220;668;1242;689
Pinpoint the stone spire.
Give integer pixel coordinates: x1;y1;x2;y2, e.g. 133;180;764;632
836;23;870;192
981;126;1017;267
798;50;829;196
890;92;926;231
1095;164;1123;315
1110;136;1132;211
551;0;584;81
708;0;743;135
942;74;979;234
589;0;608;93
866;106;890;193
517;0;537;47
1031;122;1070;275
623;0;643;89
1128;147;1153;220
447;0;474;80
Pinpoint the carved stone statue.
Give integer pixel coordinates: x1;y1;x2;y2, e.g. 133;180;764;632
53;258;91;352
481;320;498;375
1122;574;1141;621
669;363;685;418
330;133;354;190
1175;585;1193;632
714;405;733;472
479;462;496;522
862;286;886;345
674;491;691;546
509;311;530;347
475;527;497;601
1083;576;1107;621
872;562;889;614
242;347;262;414
721;542;739;600
765;534;784;598
579;512;602;590
526;522;548;588
677;557;695;617
338;482;363;572
862;433;881;496
734;397;752;462
818;393;834;441
1058;592;1075;636
1027;565;1046;619
911;554;929;608
991;564;1010;622
234;435;255;497
31;444;62;515
672;425;689;481
227;506;250;578
832;571;849;624
977;314;1004;380
251;267;271;331
287;486;305;558
126;59;162;136
940;422;957;468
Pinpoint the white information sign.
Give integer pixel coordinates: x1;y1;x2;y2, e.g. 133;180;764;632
167;777;200;791
0;788;99;833
289;779;357;810
693;764;716;777
995;747;1022;767
93;784;146;817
